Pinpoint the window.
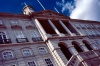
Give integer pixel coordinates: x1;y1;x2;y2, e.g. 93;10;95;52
28;61;36;66
30;31;38;38
38;47;47;54
58;43;72;60
8;64;16;66
0;32;9;44
72;41;83;52
14;31;25;38
11;65;16;66
0;20;2;25
45;58;54;66
2;51;13;59
22;49;32;56
11;21;18;25
25;21;32;26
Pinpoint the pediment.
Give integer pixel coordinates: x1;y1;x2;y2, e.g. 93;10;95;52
34;10;70;19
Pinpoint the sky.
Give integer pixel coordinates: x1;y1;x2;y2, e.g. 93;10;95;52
0;0;100;21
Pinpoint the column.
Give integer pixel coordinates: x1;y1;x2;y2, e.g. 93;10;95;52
33;19;51;39
69;21;83;35
59;20;73;36
48;19;61;36
34;19;47;34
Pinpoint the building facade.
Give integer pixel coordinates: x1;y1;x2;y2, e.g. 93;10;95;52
0;5;100;66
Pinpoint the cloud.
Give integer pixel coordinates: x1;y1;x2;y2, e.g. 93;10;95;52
56;0;100;21
56;0;75;13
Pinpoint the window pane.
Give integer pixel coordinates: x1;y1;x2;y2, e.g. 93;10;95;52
11;21;18;25
22;49;32;56
3;51;13;59
39;47;47;54
14;31;25;38
45;58;54;66
28;61;36;66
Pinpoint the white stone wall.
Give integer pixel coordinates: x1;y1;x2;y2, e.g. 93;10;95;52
0;43;55;66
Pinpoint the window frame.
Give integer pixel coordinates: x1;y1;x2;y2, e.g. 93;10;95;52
14;31;25;38
44;58;54;66
25;21;32;26
27;61;37;66
38;47;47;54
22;48;32;56
0;20;3;25
2;50;14;59
11;20;18;25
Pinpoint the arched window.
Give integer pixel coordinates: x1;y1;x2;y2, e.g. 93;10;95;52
38;47;47;54
58;42;72;60
72;41;83;52
0;32;7;44
83;40;92;50
2;50;14;59
22;48;32;56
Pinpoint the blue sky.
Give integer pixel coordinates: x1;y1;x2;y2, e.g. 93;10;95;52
0;0;100;21
0;0;71;15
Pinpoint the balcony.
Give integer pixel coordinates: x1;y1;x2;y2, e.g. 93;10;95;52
16;38;29;43
0;39;11;44
32;37;43;42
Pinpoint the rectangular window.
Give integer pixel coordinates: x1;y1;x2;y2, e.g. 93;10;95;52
25;21;32;26
28;61;36;66
14;31;25;38
3;51;13;59
30;31;38;38
45;58;54;66
11;21;18;25
0;20;3;25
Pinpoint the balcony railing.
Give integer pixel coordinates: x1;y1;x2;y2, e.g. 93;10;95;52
0;39;11;44
16;38;29;43
32;37;43;42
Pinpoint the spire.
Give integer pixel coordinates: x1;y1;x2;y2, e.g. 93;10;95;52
22;2;34;16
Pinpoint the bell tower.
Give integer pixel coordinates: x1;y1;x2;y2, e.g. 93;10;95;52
22;3;34;15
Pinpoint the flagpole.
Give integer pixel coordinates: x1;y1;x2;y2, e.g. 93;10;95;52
54;7;59;13
37;0;45;10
